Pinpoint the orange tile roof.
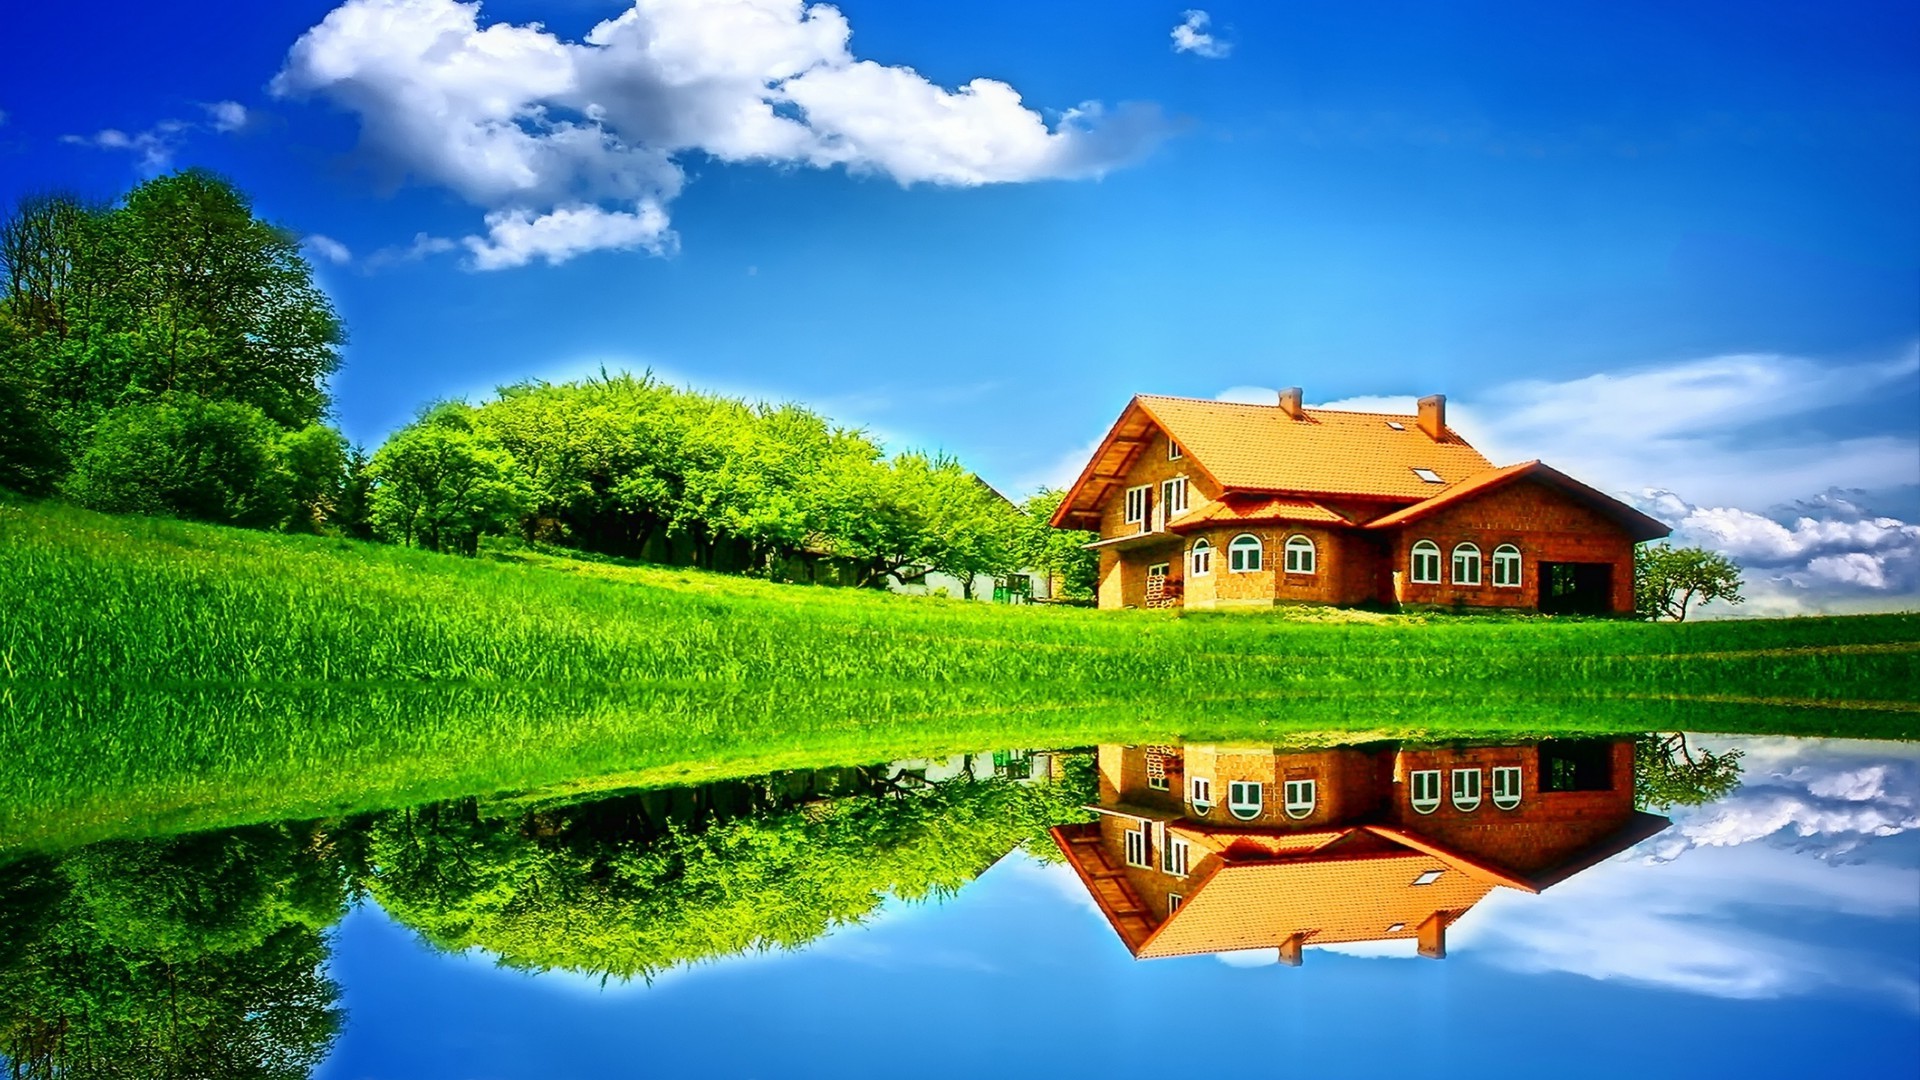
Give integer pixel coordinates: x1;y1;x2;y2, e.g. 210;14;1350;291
1137;852;1497;959
1364;460;1672;542
1135;395;1495;500
1166;494;1349;531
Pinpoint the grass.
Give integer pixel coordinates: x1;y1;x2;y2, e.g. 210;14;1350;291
2;497;1916;853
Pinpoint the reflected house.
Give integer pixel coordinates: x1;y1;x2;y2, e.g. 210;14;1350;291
1051;740;1668;962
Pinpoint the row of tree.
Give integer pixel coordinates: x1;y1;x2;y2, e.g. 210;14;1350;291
0;169;1100;598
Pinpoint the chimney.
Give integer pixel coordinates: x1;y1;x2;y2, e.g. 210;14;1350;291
1416;394;1446;441
1277;386;1304;419
1277;932;1306;967
1417;911;1452;960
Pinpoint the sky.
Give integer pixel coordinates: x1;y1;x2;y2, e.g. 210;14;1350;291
1;0;1916;614
314;735;1920;1079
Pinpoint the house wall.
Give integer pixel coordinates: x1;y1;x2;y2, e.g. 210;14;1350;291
1386;480;1639;613
1175;526;1385;609
1388;743;1637;874
1090;426;1221;610
1173;746;1383;827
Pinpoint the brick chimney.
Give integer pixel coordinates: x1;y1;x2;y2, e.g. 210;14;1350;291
1277;932;1306;967
1277;386;1304;419
1416;394;1447;441
1417;910;1453;960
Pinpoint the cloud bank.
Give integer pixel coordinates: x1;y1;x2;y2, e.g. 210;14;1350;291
274;0;1169;269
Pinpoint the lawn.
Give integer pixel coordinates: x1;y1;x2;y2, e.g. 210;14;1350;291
2;498;1916;852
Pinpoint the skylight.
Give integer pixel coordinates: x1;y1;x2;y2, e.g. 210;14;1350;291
1386;922;1407;933
1411;869;1444;886
1385;421;1405;431
1412;468;1444;484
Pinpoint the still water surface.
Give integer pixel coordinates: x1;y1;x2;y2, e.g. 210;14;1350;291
4;734;1917;1078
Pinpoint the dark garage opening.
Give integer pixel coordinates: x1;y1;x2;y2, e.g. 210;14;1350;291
1538;562;1614;614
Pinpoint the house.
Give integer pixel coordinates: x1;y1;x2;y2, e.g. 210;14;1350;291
1049;389;1670;613
1050;739;1668;962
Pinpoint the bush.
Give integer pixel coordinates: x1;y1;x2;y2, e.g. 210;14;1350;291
62;394;300;528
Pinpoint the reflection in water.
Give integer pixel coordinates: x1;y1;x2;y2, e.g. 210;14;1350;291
1052;740;1671;961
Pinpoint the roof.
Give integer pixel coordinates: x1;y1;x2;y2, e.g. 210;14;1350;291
1364;460;1673;543
1052;394;1494;528
1166;494;1350;531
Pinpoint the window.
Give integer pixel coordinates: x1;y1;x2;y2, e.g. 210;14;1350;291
1386;921;1407;932
1162;476;1189;517
1162;836;1190;877
1228;780;1263;820
1168;440;1183;461
1492;544;1522;588
1492;766;1523;809
1410;869;1444;887
1147;773;1169;791
1452;543;1482;586
1190;539;1213;576
1124;825;1149;868
1189;776;1213;812
1284;779;1316;819
1386;421;1406;431
1168;893;1184;914
1284;535;1316;574
1413;467;1444;484
1228;533;1263;572
1124;485;1149;527
1410;769;1442;814
1410;540;1441;584
1451;768;1483;811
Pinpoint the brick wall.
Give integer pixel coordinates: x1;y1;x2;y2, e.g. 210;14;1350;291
1385;479;1639;613
1090;426;1220;609
1388;742;1637;873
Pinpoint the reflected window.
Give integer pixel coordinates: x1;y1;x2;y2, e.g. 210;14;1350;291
1162;836;1190;877
1452;543;1482;586
1228;780;1263;820
1229;533;1263;572
1451;767;1483;811
1168;893;1184;914
1411;540;1441;584
1284;535;1316;574
1492;765;1523;809
1284;778;1316;819
1411;869;1444;886
1492;544;1522;588
1410;769;1441;814
1124;824;1149;868
1189;776;1213;813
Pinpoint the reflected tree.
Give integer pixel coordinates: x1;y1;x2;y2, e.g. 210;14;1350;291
1634;732;1745;810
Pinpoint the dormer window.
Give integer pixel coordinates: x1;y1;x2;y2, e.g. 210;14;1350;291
1413;467;1444;484
1168;440;1183;461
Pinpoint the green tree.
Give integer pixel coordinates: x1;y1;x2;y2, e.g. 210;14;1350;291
1635;542;1745;621
370;403;527;554
1634;732;1744;810
61;393;298;528
1015;488;1099;600
332;443;376;540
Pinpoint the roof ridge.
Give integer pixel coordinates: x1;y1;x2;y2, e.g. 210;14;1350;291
1136;393;1421;420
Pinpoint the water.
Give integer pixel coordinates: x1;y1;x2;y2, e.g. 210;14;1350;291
3;735;1916;1078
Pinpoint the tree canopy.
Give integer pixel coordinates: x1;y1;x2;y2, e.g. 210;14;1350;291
1635;542;1746;621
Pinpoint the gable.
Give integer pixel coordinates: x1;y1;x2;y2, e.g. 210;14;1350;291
1365;461;1671;542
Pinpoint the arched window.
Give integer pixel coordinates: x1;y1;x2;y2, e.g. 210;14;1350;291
1451;768;1483;811
1228;534;1263;572
1189;776;1213;813
1409;769;1441;814
1492;544;1522;588
1284;779;1316;819
1410;540;1441;584
1452;543;1482;586
1284;535;1316;574
1228;780;1263;821
1492;766;1522;810
1190;539;1212;576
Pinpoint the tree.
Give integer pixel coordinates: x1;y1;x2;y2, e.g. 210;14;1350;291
332;443;376;540
913;456;1023;599
1635;542;1745;621
1634;733;1744;810
1015;488;1099;600
61;393;299;528
369;403;527;554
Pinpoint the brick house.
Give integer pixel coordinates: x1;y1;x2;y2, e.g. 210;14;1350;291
1050;740;1668;962
1048;389;1670;613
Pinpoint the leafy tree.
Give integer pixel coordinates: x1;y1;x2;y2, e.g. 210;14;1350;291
61;393;298;528
1634;732;1744;810
370;403;527;554
1635;542;1746;621
332;443;376;540
1016;488;1099;600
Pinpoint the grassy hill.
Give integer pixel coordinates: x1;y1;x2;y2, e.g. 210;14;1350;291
2;498;1916;852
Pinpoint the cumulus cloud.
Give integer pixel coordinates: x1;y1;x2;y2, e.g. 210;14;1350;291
1171;10;1231;58
62;100;253;171
274;0;1169;269
202;100;249;133
304;234;353;265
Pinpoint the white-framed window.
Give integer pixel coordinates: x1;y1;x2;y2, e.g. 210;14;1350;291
1413;467;1444;484
1124;485;1149;527
1284;535;1316;574
1284;779;1316;819
1147;773;1169;791
1168;440;1183;461
1124;824;1149;868
1410;869;1444;887
1228;533;1263;572
1411;540;1441;584
1162;836;1190;877
1452;543;1482;586
1190;539;1213;576
1492;544;1522;588
1451;768;1483;811
1410;769;1442;814
1189;776;1213;813
1162;476;1189;517
1228;780;1263;821
1492;766;1523;810
1168;893;1184;914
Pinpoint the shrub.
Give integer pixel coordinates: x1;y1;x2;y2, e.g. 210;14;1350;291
62;394;296;528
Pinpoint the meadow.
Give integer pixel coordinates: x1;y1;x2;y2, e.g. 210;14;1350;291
2;497;1916;853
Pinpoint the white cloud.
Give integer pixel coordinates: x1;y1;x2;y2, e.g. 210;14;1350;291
304;234;353;265
1171;10;1231;59
202;100;249;132
275;0;1169;269
61;101;254;171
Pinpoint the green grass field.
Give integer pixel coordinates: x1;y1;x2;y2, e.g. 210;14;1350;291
3;498;1916;853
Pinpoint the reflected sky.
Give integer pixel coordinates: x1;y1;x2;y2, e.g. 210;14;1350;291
314;736;1919;1080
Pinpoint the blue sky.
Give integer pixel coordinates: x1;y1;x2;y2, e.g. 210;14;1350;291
2;0;1917;611
314;735;1920;1080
